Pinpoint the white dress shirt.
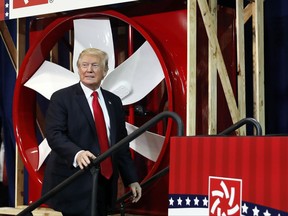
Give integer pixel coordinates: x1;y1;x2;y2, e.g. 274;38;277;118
74;83;111;167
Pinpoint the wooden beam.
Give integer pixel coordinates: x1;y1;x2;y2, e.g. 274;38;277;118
208;0;218;135
17;19;26;75
186;0;197;136
198;0;240;125
243;2;253;23
252;0;265;134
14;148;24;207
236;0;246;135
14;18;27;207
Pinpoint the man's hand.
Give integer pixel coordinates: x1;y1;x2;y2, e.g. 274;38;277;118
76;150;96;169
129;182;142;203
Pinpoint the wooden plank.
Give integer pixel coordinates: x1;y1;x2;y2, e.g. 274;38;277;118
243;2;253;23
208;0;217;135
17;18;26;76
236;0;246;135
0;206;62;216
197;0;240;125
14;148;24;207
252;0;265;134
186;0;197;136
14;18;27;208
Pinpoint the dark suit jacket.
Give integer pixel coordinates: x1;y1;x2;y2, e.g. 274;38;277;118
42;83;138;214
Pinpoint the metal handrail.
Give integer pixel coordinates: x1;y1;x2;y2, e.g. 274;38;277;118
218;117;262;136
17;111;184;216
112;117;263;215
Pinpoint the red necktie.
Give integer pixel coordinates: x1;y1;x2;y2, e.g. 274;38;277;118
91;91;113;179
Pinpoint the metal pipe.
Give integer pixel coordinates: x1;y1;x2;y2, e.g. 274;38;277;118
218;117;262;136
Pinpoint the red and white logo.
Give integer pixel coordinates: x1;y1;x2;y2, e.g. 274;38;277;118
209;176;242;216
13;0;48;9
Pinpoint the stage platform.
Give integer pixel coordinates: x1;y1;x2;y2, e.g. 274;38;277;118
0;207;145;216
0;206;62;216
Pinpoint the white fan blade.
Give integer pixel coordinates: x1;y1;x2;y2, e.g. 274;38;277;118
102;41;164;105
24;60;79;100
73;18;115;74
37;138;51;170
126;122;165;162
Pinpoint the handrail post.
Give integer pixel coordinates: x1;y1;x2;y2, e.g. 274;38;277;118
90;166;100;216
120;202;125;216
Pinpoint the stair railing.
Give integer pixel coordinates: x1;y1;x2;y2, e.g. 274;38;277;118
218;117;262;136
113;117;262;215
17;111;184;216
17;114;262;216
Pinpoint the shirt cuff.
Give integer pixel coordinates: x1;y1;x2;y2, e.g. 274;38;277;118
73;150;84;167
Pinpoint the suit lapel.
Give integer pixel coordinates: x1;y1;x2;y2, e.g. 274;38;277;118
101;88;116;145
74;83;96;132
72;85;117;144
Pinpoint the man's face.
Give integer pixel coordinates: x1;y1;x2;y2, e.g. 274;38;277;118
78;54;106;90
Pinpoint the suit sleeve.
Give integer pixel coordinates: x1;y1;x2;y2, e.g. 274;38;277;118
45;90;82;167
112;96;139;186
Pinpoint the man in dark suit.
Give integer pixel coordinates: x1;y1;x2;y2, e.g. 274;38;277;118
42;48;142;216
